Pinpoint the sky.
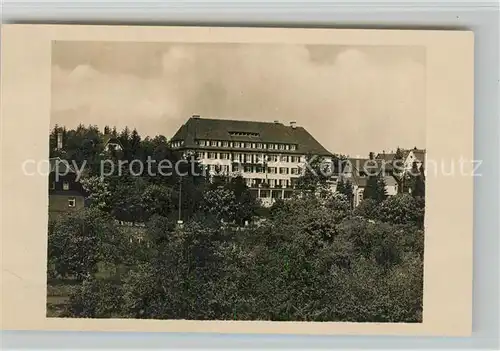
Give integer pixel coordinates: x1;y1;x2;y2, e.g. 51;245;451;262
51;41;426;157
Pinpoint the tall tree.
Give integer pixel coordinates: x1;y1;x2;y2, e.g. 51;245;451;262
336;178;354;209
363;173;387;203
392;147;407;194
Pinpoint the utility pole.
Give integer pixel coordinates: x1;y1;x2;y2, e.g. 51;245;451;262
177;175;183;227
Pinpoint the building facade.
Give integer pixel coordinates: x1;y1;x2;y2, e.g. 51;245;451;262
48;157;86;218
170;115;334;206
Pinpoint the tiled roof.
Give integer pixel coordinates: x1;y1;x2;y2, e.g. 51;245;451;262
171;116;333;156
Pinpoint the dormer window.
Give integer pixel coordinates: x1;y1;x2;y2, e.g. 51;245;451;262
228;131;260;137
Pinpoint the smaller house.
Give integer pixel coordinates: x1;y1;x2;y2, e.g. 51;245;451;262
48;157;86;217
376;147;426;172
338;157;399;207
102;135;123;153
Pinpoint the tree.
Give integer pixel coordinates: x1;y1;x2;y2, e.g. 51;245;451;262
410;163;425;198
363;174;387;203
201;186;238;223
121;219;224;319
141;184;174;219
295;154;333;193
336;178;354;208
48;208;124;281
65;276;124;318
80;176;112;211
392;147;408;194
377;193;425;229
353;198;379;220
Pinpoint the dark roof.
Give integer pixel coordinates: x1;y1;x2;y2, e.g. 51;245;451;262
375;153;396;162
171;116;333;156
343;158;393;176
49;157;76;174
102;134;123;147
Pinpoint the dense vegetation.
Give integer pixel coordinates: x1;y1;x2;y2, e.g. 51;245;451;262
47;125;425;322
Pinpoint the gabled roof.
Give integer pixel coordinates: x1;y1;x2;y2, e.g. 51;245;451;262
171;116;333;156
411;149;426;165
49;157;76;174
102;134;123;147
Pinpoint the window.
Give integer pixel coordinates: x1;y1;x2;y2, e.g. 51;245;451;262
208;152;217;159
63;181;70;190
234;142;241;148
68;197;76;208
199;140;206;146
281;155;289;162
233;164;240;172
279;167;289;175
260;190;270;198
268;144;274;150
245;154;253;163
291;168;299;175
279;144;285;150
211;141;217;147
257;143;263;149
223;141;229;147
267;154;278;162
267;167;277;174
244;165;253;173
220;152;230;160
196;152;205;159
290;145;297;151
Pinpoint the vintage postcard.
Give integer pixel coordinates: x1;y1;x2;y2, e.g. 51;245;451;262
1;25;474;336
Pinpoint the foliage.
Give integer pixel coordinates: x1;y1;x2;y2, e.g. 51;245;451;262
363;174;387;203
48;124;426;323
64;276;124;318
377;194;425;229
47;208;129;280
80;176;112;210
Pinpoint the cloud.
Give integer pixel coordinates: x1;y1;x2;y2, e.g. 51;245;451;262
51;43;425;156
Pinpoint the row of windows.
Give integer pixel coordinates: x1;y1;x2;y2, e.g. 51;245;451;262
51;181;70;190
207;164;300;175
171;140;184;148
196;139;297;151
198;152;302;163
245;178;294;189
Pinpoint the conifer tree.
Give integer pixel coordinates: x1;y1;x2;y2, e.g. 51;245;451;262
363;173;387;203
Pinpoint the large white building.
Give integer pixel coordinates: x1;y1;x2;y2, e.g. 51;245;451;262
170;115;334;206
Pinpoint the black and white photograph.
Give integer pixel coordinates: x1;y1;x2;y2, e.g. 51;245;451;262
44;40;428;323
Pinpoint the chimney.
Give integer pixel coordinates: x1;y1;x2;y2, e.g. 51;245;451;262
290;121;297;129
192;114;200;119
57;131;63;150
